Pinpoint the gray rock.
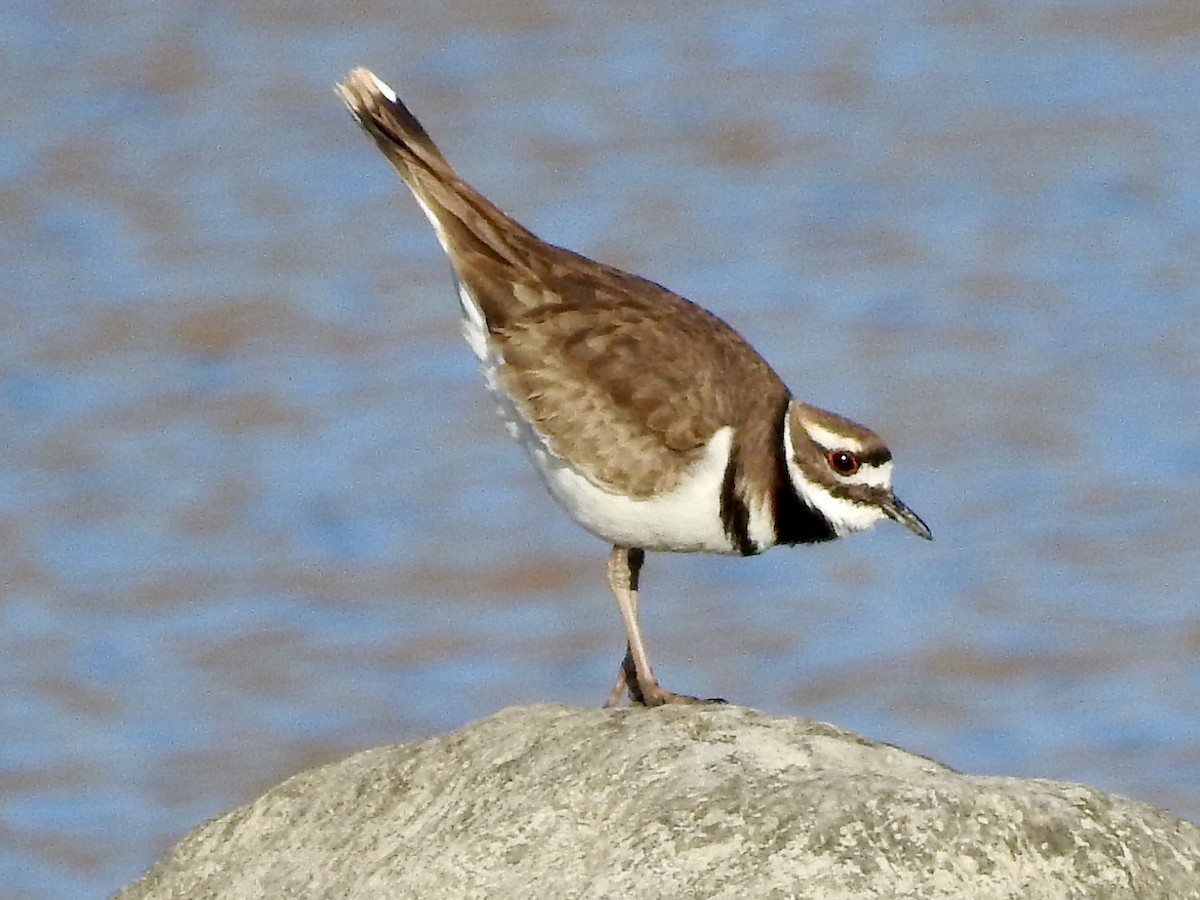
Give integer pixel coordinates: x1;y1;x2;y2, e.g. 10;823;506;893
117;704;1200;899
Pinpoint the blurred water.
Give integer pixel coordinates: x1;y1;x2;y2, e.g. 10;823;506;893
3;1;1200;896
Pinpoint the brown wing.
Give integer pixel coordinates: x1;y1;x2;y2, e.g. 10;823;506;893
476;250;790;497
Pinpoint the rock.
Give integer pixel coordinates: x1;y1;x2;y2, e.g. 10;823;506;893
116;704;1200;899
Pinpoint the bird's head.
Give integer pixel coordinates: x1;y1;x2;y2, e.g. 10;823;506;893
783;401;931;541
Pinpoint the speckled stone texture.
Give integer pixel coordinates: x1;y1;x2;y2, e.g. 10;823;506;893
117;704;1200;899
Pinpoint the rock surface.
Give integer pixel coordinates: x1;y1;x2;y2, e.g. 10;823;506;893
117;704;1200;899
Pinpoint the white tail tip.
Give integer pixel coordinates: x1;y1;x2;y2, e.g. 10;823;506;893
353;67;397;104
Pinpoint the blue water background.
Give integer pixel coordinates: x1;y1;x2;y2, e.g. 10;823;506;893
3;2;1200;895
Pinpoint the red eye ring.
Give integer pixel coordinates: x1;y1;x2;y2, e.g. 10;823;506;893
825;449;861;477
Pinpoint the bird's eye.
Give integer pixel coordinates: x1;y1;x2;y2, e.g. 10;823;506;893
825;449;860;477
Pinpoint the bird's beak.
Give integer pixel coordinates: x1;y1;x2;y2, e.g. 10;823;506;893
883;494;932;540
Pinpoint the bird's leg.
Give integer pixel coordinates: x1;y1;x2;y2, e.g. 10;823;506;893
602;646;635;708
603;546;657;706
602;546;719;707
602;547;641;706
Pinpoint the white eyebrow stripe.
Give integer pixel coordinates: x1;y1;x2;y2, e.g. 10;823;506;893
802;421;865;455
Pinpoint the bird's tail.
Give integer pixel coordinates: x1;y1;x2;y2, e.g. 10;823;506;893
336;68;446;185
336;67;532;269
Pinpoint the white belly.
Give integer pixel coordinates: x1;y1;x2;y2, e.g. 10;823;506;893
522;421;737;553
456;282;738;554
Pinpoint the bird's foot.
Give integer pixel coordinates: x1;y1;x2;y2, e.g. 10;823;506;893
632;684;727;707
603;667;725;708
602;640;726;707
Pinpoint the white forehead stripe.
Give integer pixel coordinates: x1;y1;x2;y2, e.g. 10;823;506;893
802;420;865;455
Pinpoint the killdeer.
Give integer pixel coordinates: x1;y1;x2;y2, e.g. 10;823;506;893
337;68;931;708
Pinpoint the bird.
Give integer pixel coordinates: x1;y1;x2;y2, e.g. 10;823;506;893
337;67;931;708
